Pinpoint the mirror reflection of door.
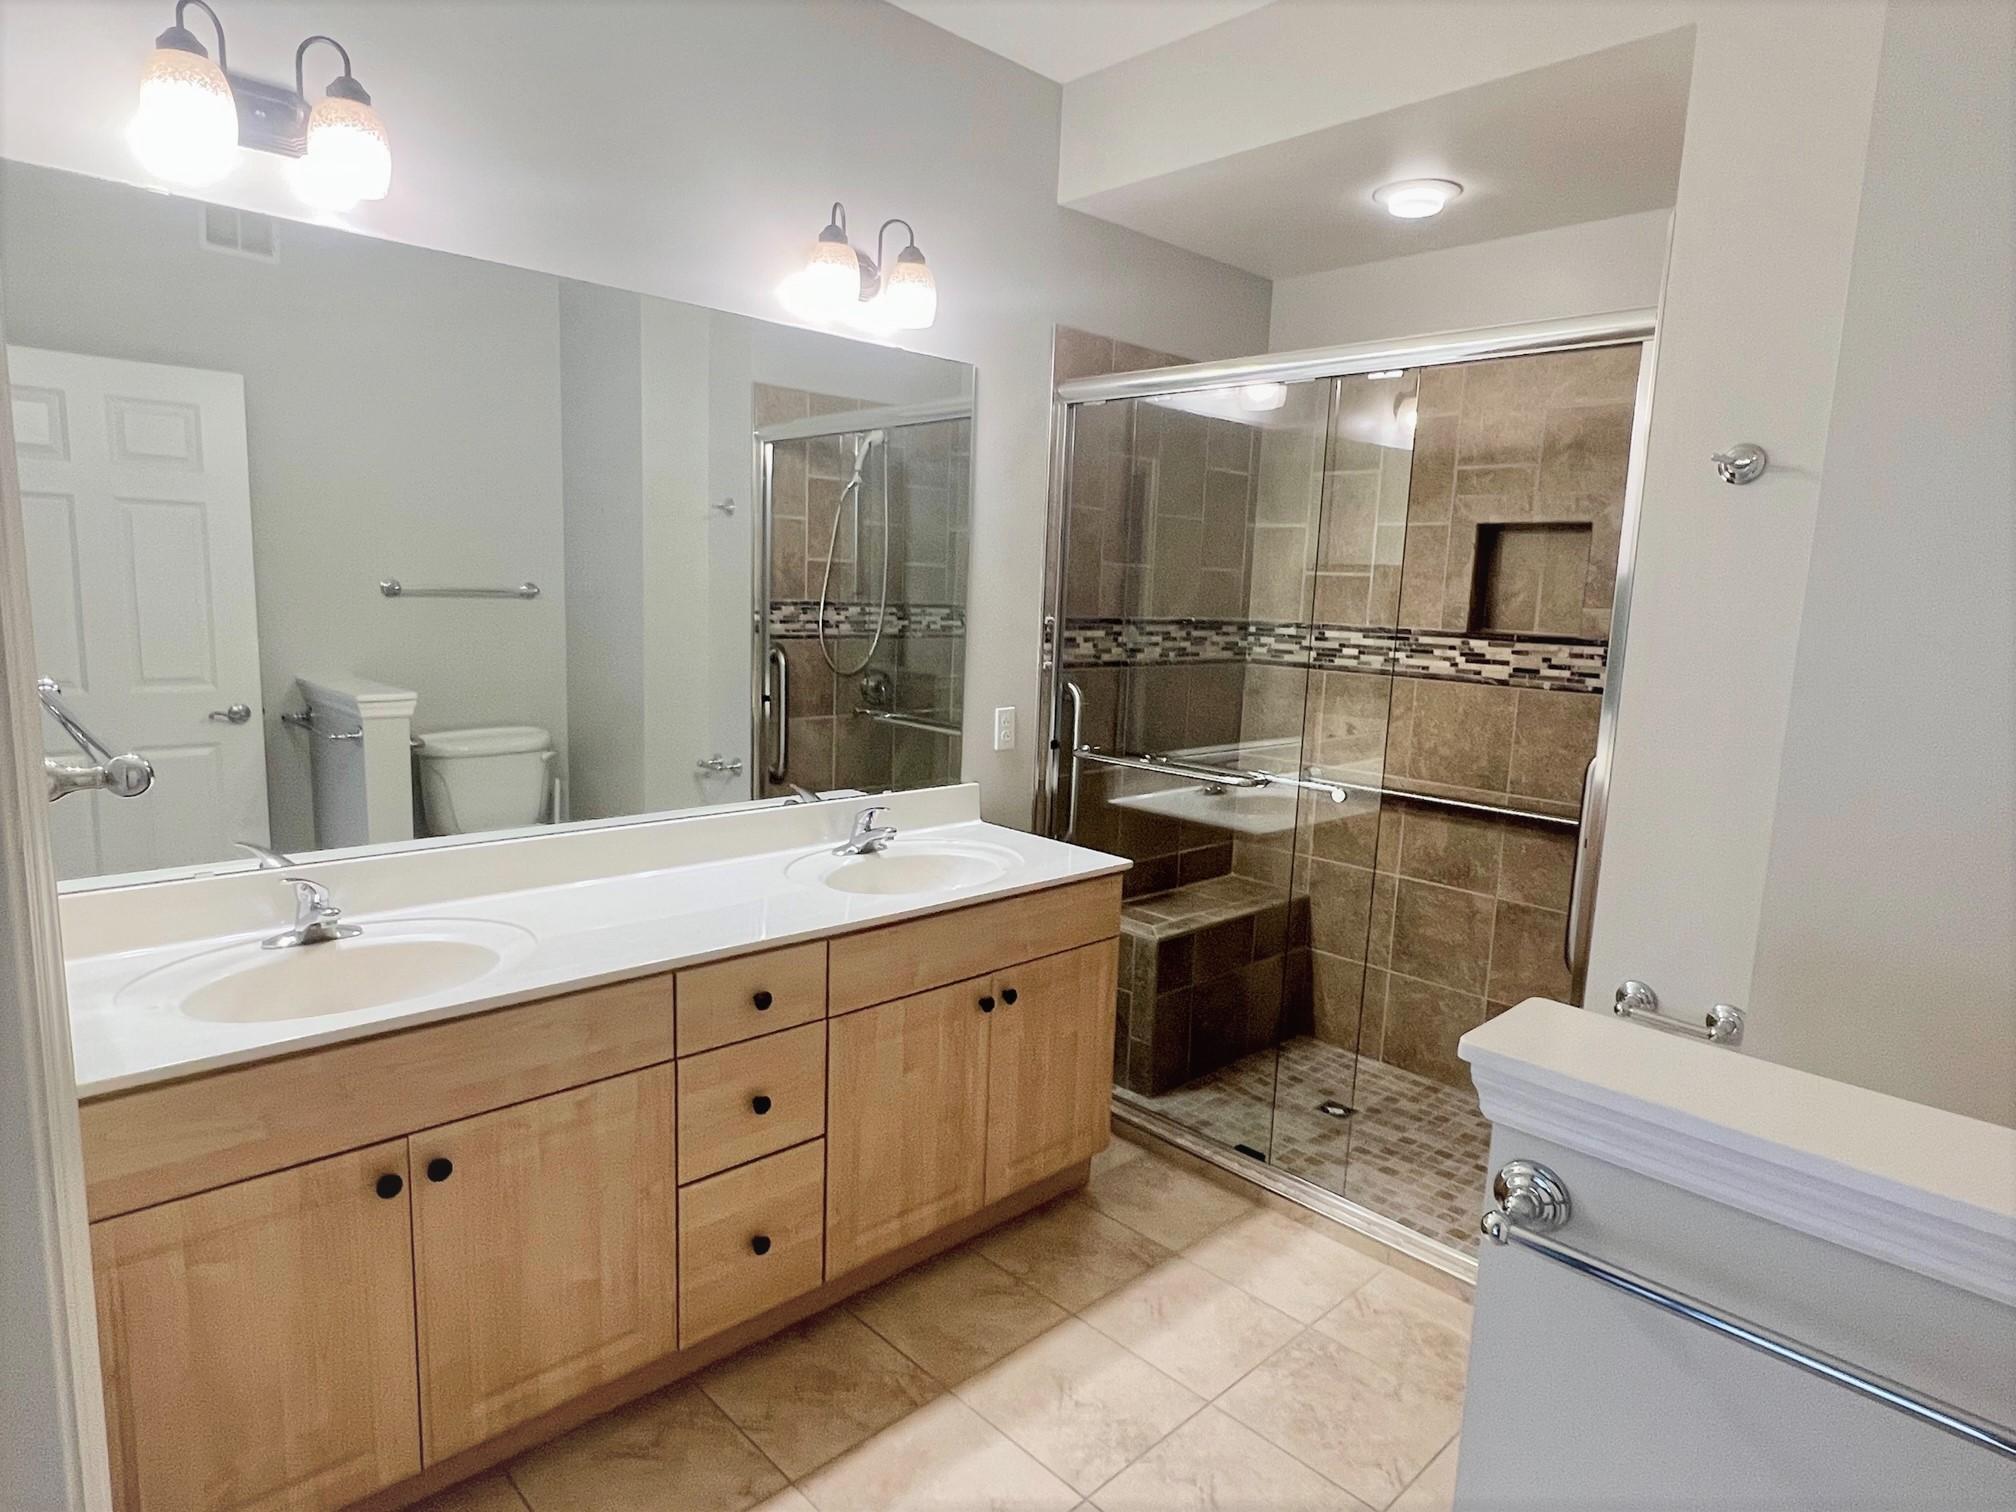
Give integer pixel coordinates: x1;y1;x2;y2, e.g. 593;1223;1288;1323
8;345;268;881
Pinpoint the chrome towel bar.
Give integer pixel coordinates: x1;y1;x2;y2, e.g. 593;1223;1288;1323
1074;746;1354;802
1613;979;1745;1044
854;706;961;737
379;578;540;600
1484;1161;2016;1461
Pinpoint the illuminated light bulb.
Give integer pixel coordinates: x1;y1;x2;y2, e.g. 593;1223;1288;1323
784;217;860;323
129;38;238;186
1372;179;1463;220
1237;381;1288;412
878;245;937;331
293;84;391;211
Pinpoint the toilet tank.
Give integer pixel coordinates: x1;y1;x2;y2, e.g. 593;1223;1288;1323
414;725;554;835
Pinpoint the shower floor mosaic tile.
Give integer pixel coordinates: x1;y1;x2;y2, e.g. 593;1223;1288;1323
1125;1038;1494;1253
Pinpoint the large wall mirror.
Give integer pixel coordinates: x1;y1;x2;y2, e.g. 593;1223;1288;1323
1;160;974;888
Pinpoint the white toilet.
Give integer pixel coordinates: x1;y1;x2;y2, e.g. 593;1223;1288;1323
415;725;555;835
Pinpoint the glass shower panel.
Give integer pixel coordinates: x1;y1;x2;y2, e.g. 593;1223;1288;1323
1061;379;1335;1166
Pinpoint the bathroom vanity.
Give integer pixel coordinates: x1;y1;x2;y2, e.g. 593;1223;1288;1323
64;787;1123;1511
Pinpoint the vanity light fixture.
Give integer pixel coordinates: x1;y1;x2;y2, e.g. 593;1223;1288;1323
1236;381;1288;412
1372;178;1462;220
129;2;391;209
778;203;937;332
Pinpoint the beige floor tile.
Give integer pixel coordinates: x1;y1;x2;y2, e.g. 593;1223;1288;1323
1379;1245;1477;1304
956;1316;1204;1495
508;1385;786;1512
1084;1151;1254;1251
1219;1329;1462;1508
1079;1256;1301;1398
975;1194;1170;1311
1091;1134;1147;1177
849;1248;1069;1384
1183;1209;1384;1323
698;1309;940;1478
1391;1436;1460;1511
1090;1405;1371;1512
751;1489;818;1512
410;1472;529;1512
1313;1267;1472;1403
796;1394;1080;1511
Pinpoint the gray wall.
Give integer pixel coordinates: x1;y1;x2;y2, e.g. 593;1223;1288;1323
0;161;570;853
1747;0;2016;1126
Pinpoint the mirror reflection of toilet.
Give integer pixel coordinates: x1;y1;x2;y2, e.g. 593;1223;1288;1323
415;726;555;835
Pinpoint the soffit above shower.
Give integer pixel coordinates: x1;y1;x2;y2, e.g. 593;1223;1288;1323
1057;27;1694;279
884;0;1278;83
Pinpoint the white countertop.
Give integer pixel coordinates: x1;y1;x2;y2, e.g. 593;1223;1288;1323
1462;1000;2016;1305
64;786;1127;1098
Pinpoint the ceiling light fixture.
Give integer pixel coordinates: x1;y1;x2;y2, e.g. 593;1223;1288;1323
129;2;390;209
778;203;937;333
1372;178;1462;220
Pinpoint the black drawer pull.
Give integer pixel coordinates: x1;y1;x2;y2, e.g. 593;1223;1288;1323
750;1234;772;1256
1001;986;1019;1005
374;1173;404;1199
978;994;995;1013
753;990;774;1010
426;1157;454;1183
751;1094;773;1116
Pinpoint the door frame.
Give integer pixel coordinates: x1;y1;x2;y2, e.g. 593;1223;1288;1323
1034;308;1662;1005
0;340;113;1507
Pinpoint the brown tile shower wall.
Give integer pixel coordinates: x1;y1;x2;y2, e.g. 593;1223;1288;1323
762;382;970;796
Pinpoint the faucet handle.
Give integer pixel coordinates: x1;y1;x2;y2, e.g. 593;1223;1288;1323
854;805;889;832
282;876;335;916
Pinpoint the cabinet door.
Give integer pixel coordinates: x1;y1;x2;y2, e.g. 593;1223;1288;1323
92;1141;420;1512
411;1066;678;1461
826;977;990;1276
984;939;1119;1202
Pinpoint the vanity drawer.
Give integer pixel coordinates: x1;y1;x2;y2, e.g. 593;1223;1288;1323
678;1139;825;1346
676;941;828;1055
827;875;1123;1014
677;1022;827;1182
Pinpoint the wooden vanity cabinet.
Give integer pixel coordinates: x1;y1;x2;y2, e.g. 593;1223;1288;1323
92;1141;422;1512
983;938;1120;1202
409;1066;679;1462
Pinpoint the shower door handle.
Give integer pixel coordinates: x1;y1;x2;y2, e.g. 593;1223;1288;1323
1061;680;1084;842
1564;756;1598;973
766;646;789;784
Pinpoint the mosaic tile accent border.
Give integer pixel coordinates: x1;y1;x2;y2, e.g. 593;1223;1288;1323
769;599;966;640
1062;616;1606;694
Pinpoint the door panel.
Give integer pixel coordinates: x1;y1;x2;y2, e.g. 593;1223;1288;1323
825;977;989;1276
8;345;266;878
983;939;1119;1201
410;1066;678;1461
91;1141;420;1512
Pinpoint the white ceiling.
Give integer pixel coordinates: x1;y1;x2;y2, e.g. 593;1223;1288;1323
1063;30;1694;278
885;0;1277;83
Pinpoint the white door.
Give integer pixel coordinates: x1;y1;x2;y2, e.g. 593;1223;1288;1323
7;346;267;881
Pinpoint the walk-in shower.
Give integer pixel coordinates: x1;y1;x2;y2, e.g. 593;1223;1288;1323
755;394;971;797
1039;314;1656;1271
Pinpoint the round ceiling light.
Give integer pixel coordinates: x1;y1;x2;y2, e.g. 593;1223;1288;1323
1372;179;1463;220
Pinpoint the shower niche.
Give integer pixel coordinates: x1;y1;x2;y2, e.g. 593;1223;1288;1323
1042;327;1647;1261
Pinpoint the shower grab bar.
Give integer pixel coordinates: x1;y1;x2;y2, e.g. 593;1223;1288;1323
765;646;789;784
1565;756;1598;968
379;579;541;600
1322;780;1579;828
1483;1161;2016;1462
1061;681;1085;842
854;706;960;737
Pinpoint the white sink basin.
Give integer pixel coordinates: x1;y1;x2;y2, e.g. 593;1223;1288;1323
785;839;1020;897
115;919;536;1024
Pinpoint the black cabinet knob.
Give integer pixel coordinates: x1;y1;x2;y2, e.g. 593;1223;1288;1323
374;1173;404;1199
753;990;774;1010
751;1094;773;1116
750;1234;772;1256
978;994;995;1013
1001;987;1019;1005
426;1157;454;1183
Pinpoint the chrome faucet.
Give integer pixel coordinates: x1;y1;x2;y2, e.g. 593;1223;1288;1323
835;805;897;856
234;840;294;870
781;781;822;805
263;876;363;949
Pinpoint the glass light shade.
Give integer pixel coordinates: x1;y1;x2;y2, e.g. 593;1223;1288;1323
1372;178;1462;219
1237;381;1288;412
784;235;859;322
293;94;393;211
128;46;239;186
878;254;937;330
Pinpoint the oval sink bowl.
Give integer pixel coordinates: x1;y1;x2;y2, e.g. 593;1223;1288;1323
786;840;1020;897
116;920;535;1024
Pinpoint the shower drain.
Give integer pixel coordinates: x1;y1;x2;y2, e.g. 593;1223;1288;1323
1317;1099;1355;1120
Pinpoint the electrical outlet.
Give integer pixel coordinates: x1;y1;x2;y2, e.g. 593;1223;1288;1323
992;706;1016;751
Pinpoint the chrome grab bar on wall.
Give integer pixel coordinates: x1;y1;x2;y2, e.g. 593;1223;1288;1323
1072;746;1273;789
1612;979;1745;1044
765;646;789;784
379;579;540;600
1565;756;1598;968
854;706;960;737
1483;1161;2016;1462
